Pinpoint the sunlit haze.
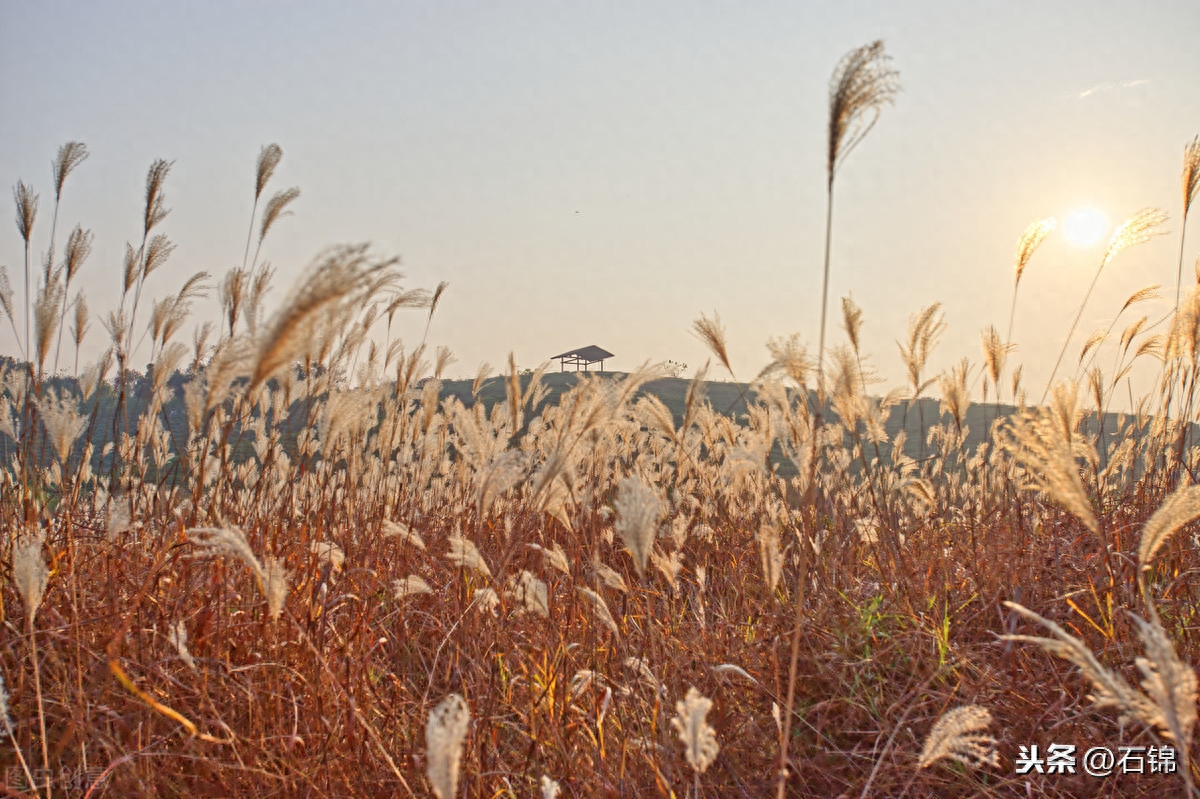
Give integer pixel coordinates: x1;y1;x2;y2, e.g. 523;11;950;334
1063;208;1109;248
2;2;1198;405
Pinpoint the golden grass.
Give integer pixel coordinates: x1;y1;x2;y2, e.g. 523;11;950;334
3;69;1200;799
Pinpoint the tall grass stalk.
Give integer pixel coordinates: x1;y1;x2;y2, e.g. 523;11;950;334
780;39;898;799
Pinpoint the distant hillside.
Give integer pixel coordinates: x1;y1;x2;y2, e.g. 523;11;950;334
0;360;1161;477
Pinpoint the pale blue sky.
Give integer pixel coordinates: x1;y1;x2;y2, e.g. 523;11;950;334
3;2;1198;399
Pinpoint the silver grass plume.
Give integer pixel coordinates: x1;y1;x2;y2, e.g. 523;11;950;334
1102;207;1169;268
671;686;720;774
393;576;433;599
167;620;197;671
1013;218;1057;289
383;520;425;550
917;705;999;769
262;557;290;621
52;142;89;200
1002;602;1193;744
476;449;526;518
311;541;345;573
473;587;500;616
425;693;470;799
447;535;492;579
14;181;38;243
613;477;661;578
506;570;549;618
247;245;394;392
1137;480;1200;576
1000;382;1098;536
259;187;300;243
530;543;570;576
12;533;49;624
757;524;783;594
36;389;86;464
0;671;12;734
827;41;899;184
579;587;620;637
188;527;264;580
592;560;628;594
540;775;561;799
692;312;732;375
255;144;282;201
651;548;684;590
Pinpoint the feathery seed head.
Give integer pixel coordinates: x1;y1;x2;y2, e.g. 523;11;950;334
692;312;732;375
427;691;468;796
143;159;173;234
382;520;425;550
142;234;175;279
393;575;433;599
168;620;197;671
842;295;864;353
918;705;999;770
0;267;13;323
0;672;12;735
187;527;264;582
52;142;89;199
671;686;720;774
1014;217;1057;286
757;524;783;593
447;535;492;579
70;292;89;349
578;586;620;637
255;144;283;200
1000;382;1097;535
259;187;300;243
506;570;549;618
311;541;345;572
62;225;94;283
262;557;290;621
13;181;38;243
1103;208;1168;267
12;534;49;624
425;693;470;799
540;775;561;799
1183;136;1200;217
827;40;899;183
37;389;86;465
614;477;662;578
760;334;812;387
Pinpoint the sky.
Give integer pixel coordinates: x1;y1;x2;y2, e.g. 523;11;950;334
2;1;1199;405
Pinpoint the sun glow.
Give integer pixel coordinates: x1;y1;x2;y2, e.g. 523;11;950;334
1063;207;1108;248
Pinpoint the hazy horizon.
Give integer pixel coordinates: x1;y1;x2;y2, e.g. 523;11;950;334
3;2;1198;406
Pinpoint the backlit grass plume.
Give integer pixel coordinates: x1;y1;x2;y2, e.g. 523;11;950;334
1000;381;1099;539
426;693;470;799
447;535;492;579
671;686;720;777
613;477;661;578
1044;208;1168;400
1176;136;1200;310
817;40;899;390
12;534;49;624
917;705;999;770
921;705;998;767
1004;600;1197;790
247;244;396;392
1008;217;1056;343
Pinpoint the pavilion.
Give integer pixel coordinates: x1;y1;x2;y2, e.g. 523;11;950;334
551;345;614;373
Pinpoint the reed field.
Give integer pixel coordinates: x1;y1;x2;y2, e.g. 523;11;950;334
3;41;1200;797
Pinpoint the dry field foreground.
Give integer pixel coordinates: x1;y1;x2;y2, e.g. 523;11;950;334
3;57;1200;799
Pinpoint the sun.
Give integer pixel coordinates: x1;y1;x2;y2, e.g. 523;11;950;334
1063;207;1109;248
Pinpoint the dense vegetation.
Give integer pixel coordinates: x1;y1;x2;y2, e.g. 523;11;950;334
2;41;1199;798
